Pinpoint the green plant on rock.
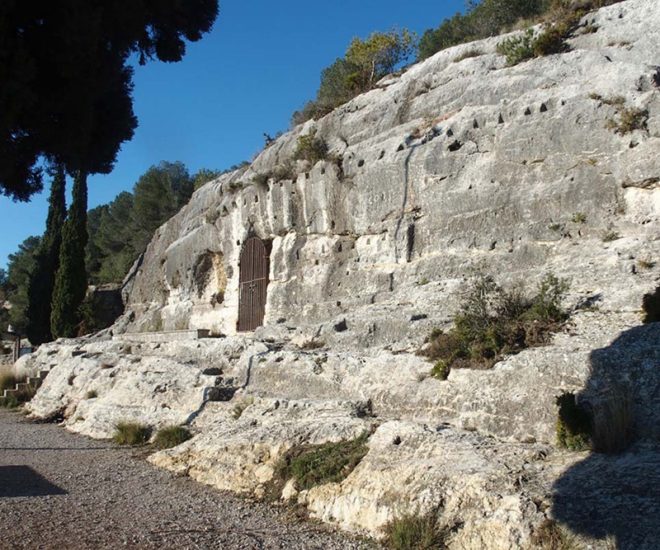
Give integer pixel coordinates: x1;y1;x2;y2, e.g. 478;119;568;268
431;360;450;381
601;231;620;243
86;390;98;399
153;425;192;449
532;519;582;550
274;432;370;492
571;212;586;224
556;392;591;451
293;129;329;164
113;421;151;446
422;272;569;371
606;106;649;135
497;29;535;65
383;513;448;550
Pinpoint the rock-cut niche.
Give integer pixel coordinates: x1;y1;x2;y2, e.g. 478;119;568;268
193;251;227;306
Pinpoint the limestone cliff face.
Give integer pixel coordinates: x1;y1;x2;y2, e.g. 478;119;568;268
20;1;660;547
123;0;658;346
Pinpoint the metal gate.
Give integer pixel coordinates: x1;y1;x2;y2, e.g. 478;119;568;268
237;237;270;332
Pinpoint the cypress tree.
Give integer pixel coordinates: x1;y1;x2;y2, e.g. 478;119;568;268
51;171;88;338
26;166;67;344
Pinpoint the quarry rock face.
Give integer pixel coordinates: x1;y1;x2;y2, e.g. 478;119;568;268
21;0;660;547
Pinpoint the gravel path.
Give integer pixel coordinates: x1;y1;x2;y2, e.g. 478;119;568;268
0;409;375;549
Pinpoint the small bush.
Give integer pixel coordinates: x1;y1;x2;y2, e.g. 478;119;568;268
431;360;450;381
591;385;633;454
86;390;98;399
423;273;569;370
271;161;297;182
383;513;447;550
294;129;329;164
571;212;586;224
556;392;591;451
153;426;192;449
252;173;270;187
113;422;151;446
637;258;655;270
497;29;535;65
642;286;660;324
274;432;370;492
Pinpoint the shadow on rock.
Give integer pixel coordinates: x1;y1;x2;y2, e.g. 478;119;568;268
552;322;660;549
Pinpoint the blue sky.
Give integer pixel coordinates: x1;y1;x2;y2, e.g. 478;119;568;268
0;0;464;269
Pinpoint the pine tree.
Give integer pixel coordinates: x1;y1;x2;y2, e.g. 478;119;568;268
51;171;88;338
26;166;67;344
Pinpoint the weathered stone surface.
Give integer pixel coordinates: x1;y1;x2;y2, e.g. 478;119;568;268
16;0;660;547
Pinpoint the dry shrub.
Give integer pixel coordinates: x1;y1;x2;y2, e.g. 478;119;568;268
383;513;448;550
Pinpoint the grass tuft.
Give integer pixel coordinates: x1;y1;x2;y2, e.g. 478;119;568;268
383;513;448;550
113;421;151;446
273;432;370;493
532;519;582;550
153;426;192;449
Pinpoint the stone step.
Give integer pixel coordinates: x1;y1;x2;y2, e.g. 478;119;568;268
27;377;42;388
113;329;213;343
39;370;50;380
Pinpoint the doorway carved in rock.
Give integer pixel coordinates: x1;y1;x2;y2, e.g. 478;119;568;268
237;236;270;332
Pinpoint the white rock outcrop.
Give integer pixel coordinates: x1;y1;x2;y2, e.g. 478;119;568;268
21;1;660;547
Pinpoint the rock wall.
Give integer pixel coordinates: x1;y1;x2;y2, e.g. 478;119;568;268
20;1;660;547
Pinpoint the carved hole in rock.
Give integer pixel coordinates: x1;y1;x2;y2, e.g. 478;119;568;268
524;107;532;116
321;168;326;175
232;201;237;208
473;119;479;129
498;114;504;124
540;103;548;112
296;250;300;261
305;172;310;179
358;159;365;167
446;128;453;137
379;150;385;160
336;301;341;307
397;144;404;152
315;259;319;265
337;243;343;252
331;220;336;230
448;140;462;152
243;198;246;206
279;181;283;187
193;251;227;302
254;195;259;203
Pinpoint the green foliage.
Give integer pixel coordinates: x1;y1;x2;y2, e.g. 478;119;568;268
431;360;450;381
571;212;587;224
383;513;447;550
496;29;536;65
5;236;42;334
423;273;569;370
292;30;416;125
113;421;152;446
153;426;192;449
51;171;88;338
275;432;370;491
86;390;98;399
294;130;329;164
642;286;660;324
192;168;223;190
86;161;199;285
419;0;550;60
0;1;219;201
556;392;591;451
26;166;67;345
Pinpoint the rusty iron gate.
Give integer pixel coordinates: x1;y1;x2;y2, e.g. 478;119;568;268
237;237;270;332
